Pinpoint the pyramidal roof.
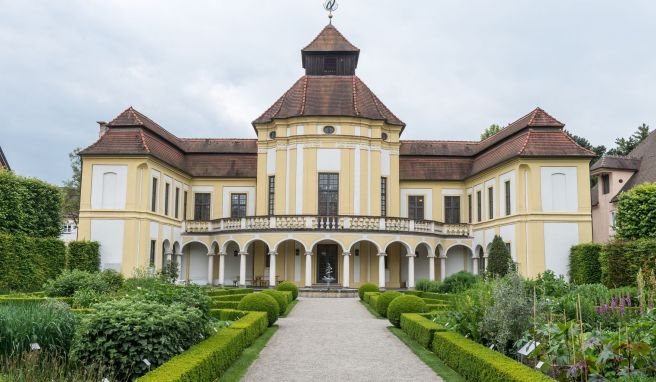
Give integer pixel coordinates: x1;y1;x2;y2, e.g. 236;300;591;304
302;24;359;52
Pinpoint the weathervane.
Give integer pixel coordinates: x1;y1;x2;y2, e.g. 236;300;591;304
324;0;338;24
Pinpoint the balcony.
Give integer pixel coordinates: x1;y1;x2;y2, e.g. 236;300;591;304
183;215;471;237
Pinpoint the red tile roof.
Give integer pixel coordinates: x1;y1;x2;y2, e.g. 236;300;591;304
610;128;656;201
253;75;404;127
302;24;359;52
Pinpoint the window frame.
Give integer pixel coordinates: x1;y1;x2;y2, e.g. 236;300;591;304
268;176;275;216
504;180;511;216
408;195;425;221
468;194;472;223
164;183;170;215
230;193;248;218
151;177;158;213
324;56;337;74
194;192;211;221
602;174;610;195
174;187;180;219
149;240;156;267
380;177;387;217
488;187;494;220
183;191;188;219
318;173;339;216
444;195;461;224
476;190;482;222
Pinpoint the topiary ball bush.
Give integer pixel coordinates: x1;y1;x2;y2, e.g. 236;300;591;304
276;281;299;300
237;292;279;326
376;290;402;317
387;295;426;328
358;283;379;300
261;289;287;315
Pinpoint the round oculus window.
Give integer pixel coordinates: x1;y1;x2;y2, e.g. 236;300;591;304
323;125;335;134
269;131;276;139
381;132;388;141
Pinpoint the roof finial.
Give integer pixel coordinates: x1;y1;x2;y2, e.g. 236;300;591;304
323;0;338;24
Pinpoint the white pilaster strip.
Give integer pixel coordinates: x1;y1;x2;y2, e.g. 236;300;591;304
285;146;291;214
295;144;304;214
354;145;361;215
367;148;372;215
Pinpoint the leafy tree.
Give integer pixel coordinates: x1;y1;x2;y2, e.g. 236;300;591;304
480;124;503;140
61;148;81;225
487;235;514;277
606;123;650;156
564;129;606;163
615;182;656;240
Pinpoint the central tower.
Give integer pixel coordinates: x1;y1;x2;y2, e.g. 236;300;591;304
301;24;360;75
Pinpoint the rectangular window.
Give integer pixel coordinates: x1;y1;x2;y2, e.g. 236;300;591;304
183;191;188;219
444;196;461;224
174;187;180;219
602;174;610;194
408;195;425;220
194;193;211;220
505;180;511;216
231;193;248;218
164;183;170;215
324;56;337;73
268;176;275;216
468;194;472;223
318;173;339;216
381;177;387;217
488;187;494;220
149;240;156;267
151;178;158;212
477;190;482;222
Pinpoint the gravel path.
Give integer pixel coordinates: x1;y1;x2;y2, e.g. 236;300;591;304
242;298;443;382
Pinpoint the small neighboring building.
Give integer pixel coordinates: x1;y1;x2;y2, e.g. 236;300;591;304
60;219;78;243
0;145;10;170
591;129;656;242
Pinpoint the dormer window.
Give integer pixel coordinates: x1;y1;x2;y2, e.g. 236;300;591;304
324;56;337;74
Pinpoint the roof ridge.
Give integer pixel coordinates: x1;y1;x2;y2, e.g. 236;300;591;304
352;76;359;116
300;76;308;115
517;130;532;155
559;128;596;156
181;138;257;142
139;129;151;153
401;139;480;143
302;24;359;52
128;107;144;125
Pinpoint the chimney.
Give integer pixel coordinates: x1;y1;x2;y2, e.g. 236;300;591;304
97;121;108;137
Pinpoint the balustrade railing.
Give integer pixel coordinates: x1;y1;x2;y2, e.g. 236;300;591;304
184;215;471;237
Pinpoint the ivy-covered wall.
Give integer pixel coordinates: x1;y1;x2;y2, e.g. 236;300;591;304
0;171;62;238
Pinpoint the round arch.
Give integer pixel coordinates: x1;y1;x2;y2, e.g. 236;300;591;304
273;238;306;253
181;240;209;253
435;243;445;258
220;240;240;254
309;238;346;253
172;241;181;255
242;238;272;254
346;239;380;254
444;244;474;277
383;240;412;254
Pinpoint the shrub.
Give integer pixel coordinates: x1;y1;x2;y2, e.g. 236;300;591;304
67;241;100;272
211;294;249;302
0;234;66;292
43;269;111;297
558;283;610;324
228;311;269;346
128;281;212;316
444;281;495;343
260;290;287;315
208;308;246;321
600;238;656;287
387;295;426;327
487;235;513;277
528;270;570;298
432;331;553;382
276;281;298;300
376;290;401;318
213;301;240;309
71;299;209;381
416;278;442;292
438;271;479;293
0;300;76;357
99;269;124;291
400;313;445;348
0;171;63;238
71;288;107;308
369;294;380;310
363;291;379;304
358;282;378;300
615;182;656;240
237;293;279;326
569;243;603;284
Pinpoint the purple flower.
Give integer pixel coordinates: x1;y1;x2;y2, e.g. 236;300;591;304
619;304;625;315
626;294;632;307
611;297;617;309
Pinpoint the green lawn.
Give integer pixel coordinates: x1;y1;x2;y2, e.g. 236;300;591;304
388;327;465;382
217;325;279;382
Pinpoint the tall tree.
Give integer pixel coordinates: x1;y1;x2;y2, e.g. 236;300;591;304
61;148;81;225
564;130;607;163
606;123;650;156
487;235;514;278
481;124;503;140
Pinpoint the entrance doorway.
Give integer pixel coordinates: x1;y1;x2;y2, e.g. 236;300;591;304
316;244;338;284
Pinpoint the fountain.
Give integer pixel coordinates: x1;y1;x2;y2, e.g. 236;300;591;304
321;261;336;287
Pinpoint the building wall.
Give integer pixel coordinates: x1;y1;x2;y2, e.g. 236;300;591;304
591;170;636;243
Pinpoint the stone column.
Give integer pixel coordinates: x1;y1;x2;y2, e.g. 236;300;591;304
407;253;416;289
428;255;435;281
472;255;479;275
484;255;489;272
377;252;386;288
176;253;183;283
342;251;351;288
239;251;248;287
164;251;172;265
207;253;214;285
268;251;277;287
440;256;446;281
304;251;313;287
218;252;226;286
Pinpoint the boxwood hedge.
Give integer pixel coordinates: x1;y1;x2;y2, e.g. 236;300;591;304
0;234;66;292
67;241;100;272
376;290;401;318
569;243;602;284
400;313;445;348
387;295;426;327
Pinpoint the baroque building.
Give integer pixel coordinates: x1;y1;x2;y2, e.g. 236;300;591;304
78;24;594;288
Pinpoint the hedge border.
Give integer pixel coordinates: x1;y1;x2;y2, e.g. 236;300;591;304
400;313;445;349
136;311;268;382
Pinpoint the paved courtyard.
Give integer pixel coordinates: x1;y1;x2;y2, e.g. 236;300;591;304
242;298;443;382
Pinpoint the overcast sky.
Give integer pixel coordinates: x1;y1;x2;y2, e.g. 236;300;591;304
1;1;655;184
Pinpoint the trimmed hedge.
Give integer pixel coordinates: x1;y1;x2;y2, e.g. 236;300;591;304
387;295;426;327
276;281;299;300
376;290;401;318
432;331;553;382
278;290;293;304
425;303;448;312
0;234;66;292
358;282;379;300
237;293;279;326
206;288;253;297
400;313;445;348
212;301;240;309
211;294;248;302
209;308;246;321
261;290;287;315
600;239;656;287
364;291;379;304
136;311;268;382
67;241;100;272
369;294;380;309
421;292;454;303
403;290;423;297
569;243;602;284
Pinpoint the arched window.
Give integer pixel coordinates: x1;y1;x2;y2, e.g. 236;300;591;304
101;172;117;208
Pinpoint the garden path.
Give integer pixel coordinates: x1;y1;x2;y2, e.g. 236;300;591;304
242;297;443;382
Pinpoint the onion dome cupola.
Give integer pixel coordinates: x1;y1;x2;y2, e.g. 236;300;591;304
253;24;404;129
